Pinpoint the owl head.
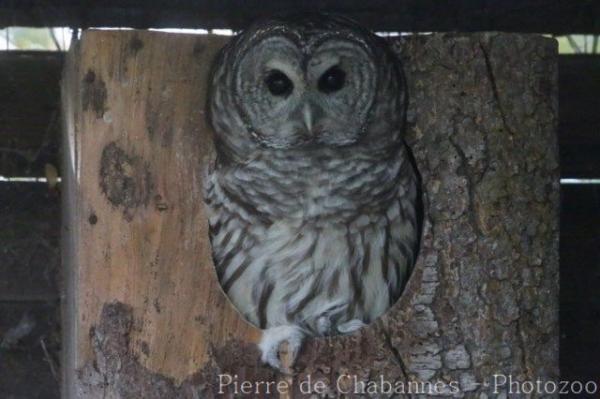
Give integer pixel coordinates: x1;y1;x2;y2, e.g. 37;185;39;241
208;13;406;162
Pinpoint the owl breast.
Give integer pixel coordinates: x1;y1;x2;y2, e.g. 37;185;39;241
204;146;418;335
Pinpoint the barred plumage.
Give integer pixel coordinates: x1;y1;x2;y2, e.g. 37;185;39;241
204;14;419;370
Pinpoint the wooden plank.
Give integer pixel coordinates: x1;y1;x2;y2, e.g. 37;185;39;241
0;301;60;398
560;184;600;383
560;143;600;178
61;30;261;397
1;0;599;33
559;55;600;177
0;52;62;177
0;349;60;398
0;183;60;301
559;55;600;145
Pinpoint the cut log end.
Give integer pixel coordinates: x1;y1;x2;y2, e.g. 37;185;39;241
61;31;558;398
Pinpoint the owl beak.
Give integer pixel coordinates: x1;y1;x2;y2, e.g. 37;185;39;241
302;104;314;134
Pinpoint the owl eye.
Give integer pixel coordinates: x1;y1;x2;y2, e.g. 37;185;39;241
318;65;346;93
264;70;293;97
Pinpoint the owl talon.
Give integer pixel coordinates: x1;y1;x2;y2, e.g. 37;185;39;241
337;319;366;334
316;315;332;336
259;325;305;373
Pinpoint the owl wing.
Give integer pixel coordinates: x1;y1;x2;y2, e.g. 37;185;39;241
203;169;267;326
204;171;245;285
386;145;421;303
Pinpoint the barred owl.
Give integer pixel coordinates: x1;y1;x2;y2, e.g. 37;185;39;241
204;14;419;371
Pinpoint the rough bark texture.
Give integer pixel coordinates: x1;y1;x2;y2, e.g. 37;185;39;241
292;33;560;398
62;31;558;398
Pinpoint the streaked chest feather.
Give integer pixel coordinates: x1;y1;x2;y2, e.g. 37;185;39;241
204;148;417;334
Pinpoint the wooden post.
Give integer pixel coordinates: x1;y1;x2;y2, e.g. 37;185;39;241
61;31;265;398
62;31;558;398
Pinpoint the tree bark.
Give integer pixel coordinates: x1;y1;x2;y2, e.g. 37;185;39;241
61;31;559;398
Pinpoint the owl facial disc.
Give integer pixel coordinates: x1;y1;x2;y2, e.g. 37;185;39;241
208;13;406;159
231;24;380;149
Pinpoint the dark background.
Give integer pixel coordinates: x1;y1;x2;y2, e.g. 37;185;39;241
0;1;599;397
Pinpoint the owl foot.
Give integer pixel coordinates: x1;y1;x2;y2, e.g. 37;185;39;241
316;315;332;335
259;325;305;373
337;319;366;334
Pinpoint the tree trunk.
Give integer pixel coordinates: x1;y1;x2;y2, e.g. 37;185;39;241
61;31;559;398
